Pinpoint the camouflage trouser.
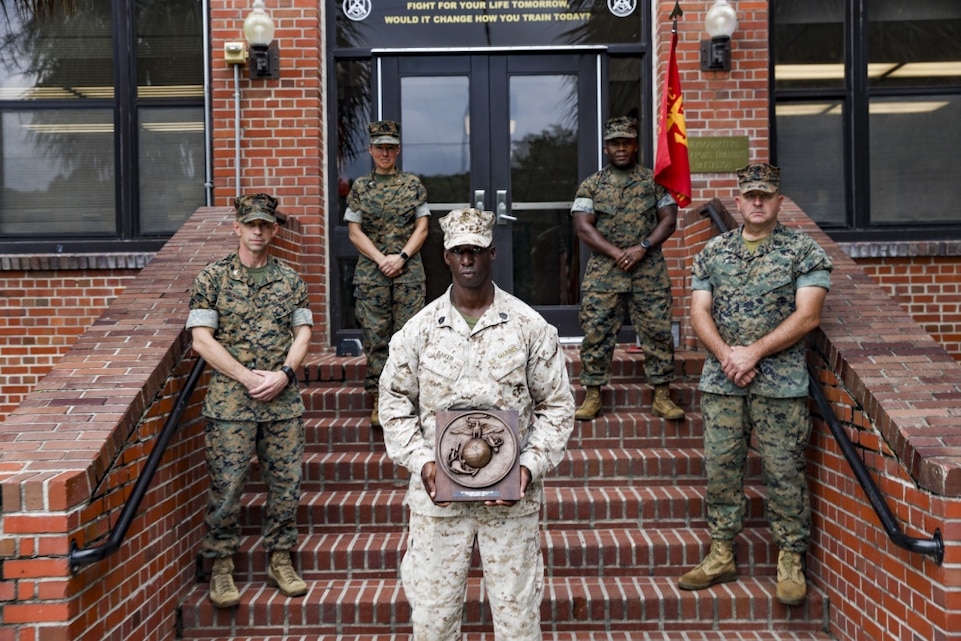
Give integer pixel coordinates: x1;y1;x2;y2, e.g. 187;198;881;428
354;281;425;393
201;417;304;558
578;289;676;386
701;392;812;552
402;511;543;641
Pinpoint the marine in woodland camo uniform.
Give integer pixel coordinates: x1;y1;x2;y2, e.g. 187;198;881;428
571;116;683;420
682;163;832;606
345;120;430;413
186;193;313;607
379;208;575;641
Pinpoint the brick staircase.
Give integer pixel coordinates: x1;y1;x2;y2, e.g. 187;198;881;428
176;347;834;641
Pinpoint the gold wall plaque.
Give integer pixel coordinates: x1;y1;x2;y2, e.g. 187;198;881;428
688;135;750;173
434;409;521;502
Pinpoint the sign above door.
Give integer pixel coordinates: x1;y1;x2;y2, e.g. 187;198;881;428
335;0;642;48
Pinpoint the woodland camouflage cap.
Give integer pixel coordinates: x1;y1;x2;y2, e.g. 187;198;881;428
369;120;401;145
737;163;781;194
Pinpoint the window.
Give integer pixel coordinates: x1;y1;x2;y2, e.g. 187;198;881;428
0;0;205;251
773;0;961;239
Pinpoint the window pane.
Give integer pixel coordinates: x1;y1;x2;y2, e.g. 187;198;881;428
138;107;205;235
773;0;845;90
0;109;115;234
869;1;961;88
335;59;371;218
609;57;642;126
136;0;204;93
869;95;961;224
775;101;845;226
0;0;113;100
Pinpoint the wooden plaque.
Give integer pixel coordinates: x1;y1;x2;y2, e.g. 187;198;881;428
434;409;521;503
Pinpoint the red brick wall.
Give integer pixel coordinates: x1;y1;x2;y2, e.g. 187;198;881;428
0;262;139;418
0;208;232;641
854;253;961;362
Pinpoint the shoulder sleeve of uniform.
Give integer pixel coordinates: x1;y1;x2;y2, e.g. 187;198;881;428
401;172;428;204
795;234;834;279
344;206;362;223
573;172;600;201
186;308;218;330
519;319;575;481
346;176;370;212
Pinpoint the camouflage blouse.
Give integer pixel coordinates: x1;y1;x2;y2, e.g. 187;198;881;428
187;253;312;421
345;171;429;286
692;223;832;397
571;165;673;293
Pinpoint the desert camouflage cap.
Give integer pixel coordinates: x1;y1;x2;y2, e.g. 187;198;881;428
440;208;495;250
234;193;278;224
369;120;401;145
737;163;781;194
603;116;638;141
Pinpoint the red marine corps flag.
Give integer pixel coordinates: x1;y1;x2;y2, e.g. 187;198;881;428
654;10;692;208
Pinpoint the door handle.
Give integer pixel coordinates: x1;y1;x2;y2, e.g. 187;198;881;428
496;189;517;225
473;189;485;210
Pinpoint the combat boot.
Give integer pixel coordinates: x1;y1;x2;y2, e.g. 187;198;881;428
209;556;240;608
776;550;807;605
575;386;602;421
267;550;308;597
678;540;737;590
652;384;684;420
370;392;381;428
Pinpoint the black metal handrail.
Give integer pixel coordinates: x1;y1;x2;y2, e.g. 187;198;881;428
701;201;944;565
69;356;207;572
808;376;943;564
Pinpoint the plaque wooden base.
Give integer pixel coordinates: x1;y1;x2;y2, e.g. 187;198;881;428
434;409;521;503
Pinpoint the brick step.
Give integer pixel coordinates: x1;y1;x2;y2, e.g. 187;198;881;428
177;575;827;638
298;347;707;389
244;446;763;492
301;411;711;452
204;527;779;581
235;485;769;533
192;634;833;641
300;380;704;418
234;485;767;534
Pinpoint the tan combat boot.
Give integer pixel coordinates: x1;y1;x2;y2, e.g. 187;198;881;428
370;392;381;428
678;540;737;590
776;550;807;606
209;556;240;608
267;550;308;597
575;386;602;421
652;384;684;420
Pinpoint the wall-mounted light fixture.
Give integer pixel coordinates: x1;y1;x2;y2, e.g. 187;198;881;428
243;0;280;79
700;0;737;72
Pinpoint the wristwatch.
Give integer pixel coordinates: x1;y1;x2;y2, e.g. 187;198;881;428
280;365;296;386
640;239;652;250
400;251;410;262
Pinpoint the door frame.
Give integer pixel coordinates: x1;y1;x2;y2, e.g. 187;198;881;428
375;50;602;336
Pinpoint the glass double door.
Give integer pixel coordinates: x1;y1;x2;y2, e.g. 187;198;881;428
377;53;599;334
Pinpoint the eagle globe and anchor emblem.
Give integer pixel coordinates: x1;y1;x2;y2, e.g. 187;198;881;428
435;410;520;502
343;0;372;22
